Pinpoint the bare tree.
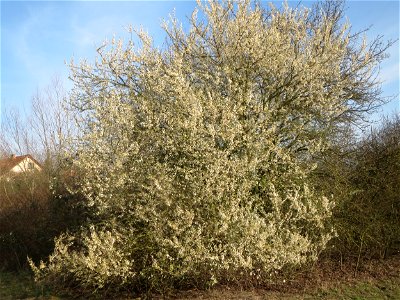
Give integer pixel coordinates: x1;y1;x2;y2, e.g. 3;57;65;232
30;77;77;167
0;77;76;169
0;108;34;157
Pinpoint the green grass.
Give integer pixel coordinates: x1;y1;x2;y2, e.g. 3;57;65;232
0;271;55;300
1;271;399;299
310;278;400;300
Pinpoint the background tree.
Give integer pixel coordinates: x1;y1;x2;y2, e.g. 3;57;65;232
32;0;392;295
331;114;400;261
0;76;76;169
0;77;80;271
0;108;33;157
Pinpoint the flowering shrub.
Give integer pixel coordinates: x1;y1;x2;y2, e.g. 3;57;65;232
32;0;388;294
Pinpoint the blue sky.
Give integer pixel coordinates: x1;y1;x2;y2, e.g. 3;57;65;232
1;1;399;124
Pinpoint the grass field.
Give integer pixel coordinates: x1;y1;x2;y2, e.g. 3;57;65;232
1;255;399;299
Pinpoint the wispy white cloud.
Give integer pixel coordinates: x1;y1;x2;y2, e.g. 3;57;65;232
380;62;400;86
68;16;121;53
10;4;65;86
378;38;399;88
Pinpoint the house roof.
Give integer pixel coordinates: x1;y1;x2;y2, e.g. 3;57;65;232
0;154;42;175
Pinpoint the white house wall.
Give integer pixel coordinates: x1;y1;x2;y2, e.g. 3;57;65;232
10;157;42;173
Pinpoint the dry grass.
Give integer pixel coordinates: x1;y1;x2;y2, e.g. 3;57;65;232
1;254;399;299
171;254;400;300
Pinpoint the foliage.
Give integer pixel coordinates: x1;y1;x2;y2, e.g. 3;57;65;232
0;165;85;271
0;171;51;270
32;0;389;295
0;77;80;271
331;115;400;259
